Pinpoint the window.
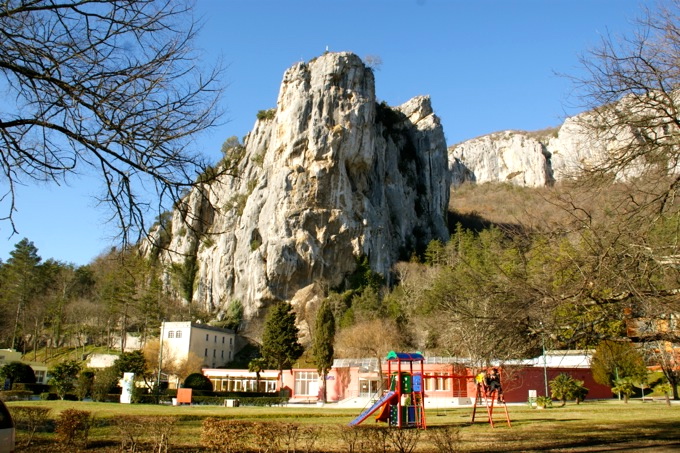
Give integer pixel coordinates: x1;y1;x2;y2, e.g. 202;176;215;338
222;336;225;343
205;334;209;341
294;371;319;396
204;348;208;357
221;351;224;358
214;335;217;343
230;337;233;345
168;331;174;338
34;370;46;384
176;330;182;338
425;373;450;392
213;350;216;357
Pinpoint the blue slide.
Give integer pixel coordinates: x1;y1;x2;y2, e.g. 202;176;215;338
348;391;396;426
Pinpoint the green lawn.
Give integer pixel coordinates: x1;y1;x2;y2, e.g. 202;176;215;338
6;399;680;452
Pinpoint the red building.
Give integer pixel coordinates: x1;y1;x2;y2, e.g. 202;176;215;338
202;350;612;406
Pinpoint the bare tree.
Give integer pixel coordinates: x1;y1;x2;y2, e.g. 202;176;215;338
561;1;680;390
0;0;225;244
569;0;680;210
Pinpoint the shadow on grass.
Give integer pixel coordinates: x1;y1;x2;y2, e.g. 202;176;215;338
463;419;680;452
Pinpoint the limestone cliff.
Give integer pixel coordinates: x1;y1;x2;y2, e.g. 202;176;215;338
448;108;636;186
449;130;554;187
143;52;450;335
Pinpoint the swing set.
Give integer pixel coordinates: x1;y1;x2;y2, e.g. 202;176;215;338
348;352;511;429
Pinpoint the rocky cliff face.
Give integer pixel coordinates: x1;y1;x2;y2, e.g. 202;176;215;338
144;52;449;334
449;130;554;187
448;110;630;187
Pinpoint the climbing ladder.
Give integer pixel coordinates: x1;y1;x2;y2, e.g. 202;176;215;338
471;383;511;428
411;390;427;429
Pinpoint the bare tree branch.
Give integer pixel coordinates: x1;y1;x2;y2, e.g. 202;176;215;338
0;0;226;246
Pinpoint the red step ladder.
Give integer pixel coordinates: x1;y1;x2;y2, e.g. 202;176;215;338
471;383;511;428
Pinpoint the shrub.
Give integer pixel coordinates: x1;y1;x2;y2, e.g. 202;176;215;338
183;373;213;391
115;415;177;453
0;361;36;386
388;426;421;453
256;108;276;121
75;370;95;401
535;395;553;408
252;422;282;452
426;425;461;453
549;373;589;406
0;390;33;401
12;383;49;394
612;377;636;403
238;396;288;406
339;425;363;453
92;366;121;402
9;406;51;447
40;392;58;400
201;418;254;453
356;425;390;453
55;409;92;447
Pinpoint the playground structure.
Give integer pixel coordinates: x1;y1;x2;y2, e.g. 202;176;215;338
349;351;511;429
348;351;426;429
471;379;511;428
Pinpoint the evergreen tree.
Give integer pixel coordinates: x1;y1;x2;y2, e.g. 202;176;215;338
312;301;335;402
49;360;82;400
261;302;303;387
114;351;149;381
1;238;42;351
591;340;647;388
0;361;36;386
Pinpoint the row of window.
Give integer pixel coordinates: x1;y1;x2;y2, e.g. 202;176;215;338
167;330;234;347
204;333;233;345
210;377;278;393
204;348;232;361
205;372;466;397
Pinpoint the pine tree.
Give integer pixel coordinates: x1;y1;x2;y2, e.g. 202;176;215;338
312;301;335;402
261;302;303;387
1;238;42;351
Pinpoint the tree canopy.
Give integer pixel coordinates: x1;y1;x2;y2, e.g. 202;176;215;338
261;302;303;380
0;0;225;243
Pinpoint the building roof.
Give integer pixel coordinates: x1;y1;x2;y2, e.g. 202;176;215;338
162;321;235;334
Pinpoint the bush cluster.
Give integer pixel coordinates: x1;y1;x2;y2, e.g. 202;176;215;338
201;419;319;453
12;383;50;394
256;108;276;121
9;405;51;447
115;415;177;453
0;390;33;401
339;425;456;453
192;395;287;406
55;409;92;447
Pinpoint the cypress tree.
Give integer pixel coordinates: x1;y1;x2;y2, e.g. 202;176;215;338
312;300;335;402
261;302;304;387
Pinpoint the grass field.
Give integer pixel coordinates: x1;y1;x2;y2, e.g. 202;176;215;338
6;399;680;452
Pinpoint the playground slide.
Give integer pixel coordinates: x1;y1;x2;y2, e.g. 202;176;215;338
348;391;397;426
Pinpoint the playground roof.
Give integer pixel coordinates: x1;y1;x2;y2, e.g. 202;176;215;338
386;351;424;362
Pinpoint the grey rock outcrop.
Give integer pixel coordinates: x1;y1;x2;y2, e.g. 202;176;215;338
449;130;554;187
143;52;450;334
448;107;642;187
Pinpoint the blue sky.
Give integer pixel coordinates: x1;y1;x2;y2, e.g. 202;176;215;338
0;0;652;266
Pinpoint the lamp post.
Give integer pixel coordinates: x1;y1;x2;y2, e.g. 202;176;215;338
540;322;549;397
157;320;165;403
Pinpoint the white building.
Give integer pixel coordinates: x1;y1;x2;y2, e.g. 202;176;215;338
0;349;49;384
160;321;236;369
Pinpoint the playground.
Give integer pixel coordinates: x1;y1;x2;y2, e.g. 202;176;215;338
6;399;680;452
348;351;510;429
